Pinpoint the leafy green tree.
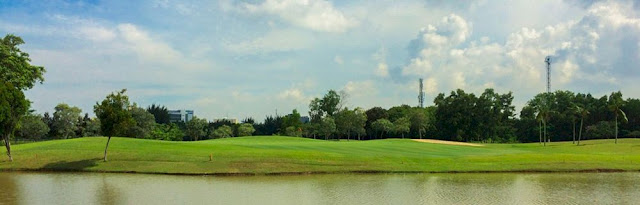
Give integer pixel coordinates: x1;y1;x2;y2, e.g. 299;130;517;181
211;125;233;139
393;117;411;139
409;107;431;139
0;34;45;90
608;91;628;144
309;98;324;122
84;118;101;137
16;112;49;140
150;123;183;141
318;117;336;140
94;89;135;162
282;109;302;131
147;104;170;124
365;107;388;139
52;103;82;139
185;116;207;141
321;90;341;117
372;118;392;139
285;126;302;137
128;106;155;138
237;123;255;137
0;81;29;161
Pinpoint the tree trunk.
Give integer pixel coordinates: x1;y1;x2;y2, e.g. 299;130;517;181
578;117;584;146
4;136;12;162
402;133;404;139
572;120;576;144
543;120;547;147
104;136;112;162
347;132;350;141
615;113;618;144
539;120;542;145
419;129;423;139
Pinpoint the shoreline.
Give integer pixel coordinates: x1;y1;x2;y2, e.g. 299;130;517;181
0;168;636;177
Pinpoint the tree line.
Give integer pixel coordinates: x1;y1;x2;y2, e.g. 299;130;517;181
3;33;640;162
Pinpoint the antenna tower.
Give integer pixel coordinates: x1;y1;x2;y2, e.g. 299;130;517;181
418;78;425;108
545;56;551;93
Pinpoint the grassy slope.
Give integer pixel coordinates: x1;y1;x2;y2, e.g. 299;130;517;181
0;136;639;174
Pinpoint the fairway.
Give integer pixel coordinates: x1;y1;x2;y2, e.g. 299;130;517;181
1;136;639;175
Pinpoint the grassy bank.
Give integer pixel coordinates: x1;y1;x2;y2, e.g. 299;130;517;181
1;136;639;175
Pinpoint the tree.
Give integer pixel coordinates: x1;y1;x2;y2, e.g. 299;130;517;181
318;117;336;140
371;118;392;139
0;81;29;161
150;123;183;141
321;90;341;117
185;116;207;141
94;89;135;162
282;109;302;131
576;105;590;146
211;125;233;139
409;108;430;139
84;118;101;137
365;107;388;139
0;34;45;90
237;123;255;137
147;104;170;124
16;112;49;140
52;103;82;139
608;91;627;144
128;106;155;138
393;117;410;139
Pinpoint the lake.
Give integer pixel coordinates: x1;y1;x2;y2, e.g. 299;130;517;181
0;172;638;204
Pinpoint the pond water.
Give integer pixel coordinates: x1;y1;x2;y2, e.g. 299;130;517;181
0;172;638;204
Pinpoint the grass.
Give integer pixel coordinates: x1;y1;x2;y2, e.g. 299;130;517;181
0;136;639;175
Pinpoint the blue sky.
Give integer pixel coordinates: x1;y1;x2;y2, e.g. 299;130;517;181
1;0;639;121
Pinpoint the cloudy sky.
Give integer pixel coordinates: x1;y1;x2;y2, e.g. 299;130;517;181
1;0;639;120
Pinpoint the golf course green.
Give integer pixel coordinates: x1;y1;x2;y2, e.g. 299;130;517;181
1;136;639;175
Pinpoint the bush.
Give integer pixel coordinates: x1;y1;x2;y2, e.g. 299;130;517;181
585;121;615;140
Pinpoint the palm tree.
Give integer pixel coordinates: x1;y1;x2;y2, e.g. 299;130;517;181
608;92;628;144
568;104;580;144
575;105;590;146
536;107;551;146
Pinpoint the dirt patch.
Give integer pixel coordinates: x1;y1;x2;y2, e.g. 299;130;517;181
412;139;484;147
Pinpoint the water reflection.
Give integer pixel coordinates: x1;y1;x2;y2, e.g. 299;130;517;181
0;172;639;204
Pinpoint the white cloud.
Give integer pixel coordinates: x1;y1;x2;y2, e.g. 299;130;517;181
117;24;182;64
241;0;357;33
375;63;389;77
399;0;640;100
225;29;313;54
334;55;344;65
278;88;308;103
342;80;377;97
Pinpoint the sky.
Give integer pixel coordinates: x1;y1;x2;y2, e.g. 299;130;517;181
1;0;639;121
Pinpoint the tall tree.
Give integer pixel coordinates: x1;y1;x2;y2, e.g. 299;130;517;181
237;123;256;137
371;119;392;139
608;91;628;144
94;89;135;162
320;90;341;117
0;34;45;90
16;112;50;141
393;117;410;139
185;116;207;141
0;81;29;161
318;117;336;140
147;104;170;124
128;106;156;139
52;103;82;139
576;104;590;146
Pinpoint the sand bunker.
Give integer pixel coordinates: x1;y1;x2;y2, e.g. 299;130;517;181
412;139;484;147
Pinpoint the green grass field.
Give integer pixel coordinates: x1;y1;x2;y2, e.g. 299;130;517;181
1;136;639;175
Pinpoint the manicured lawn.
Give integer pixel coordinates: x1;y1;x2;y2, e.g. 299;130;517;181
1;136;639;175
